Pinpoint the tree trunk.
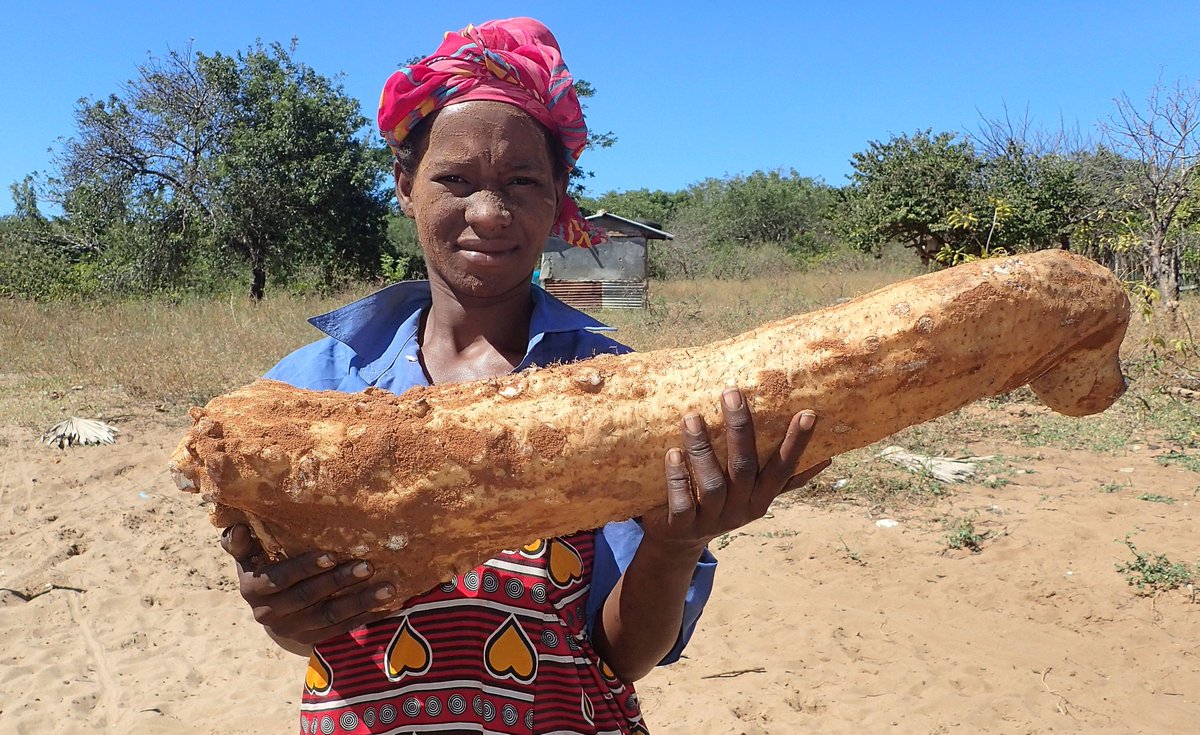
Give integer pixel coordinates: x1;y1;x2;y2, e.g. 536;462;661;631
1162;247;1181;303
249;248;266;302
1149;230;1179;304
1147;235;1164;299
911;232;944;265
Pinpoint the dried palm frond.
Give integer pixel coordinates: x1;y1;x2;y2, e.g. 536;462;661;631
41;418;120;449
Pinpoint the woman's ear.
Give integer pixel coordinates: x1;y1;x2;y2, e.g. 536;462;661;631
395;161;414;218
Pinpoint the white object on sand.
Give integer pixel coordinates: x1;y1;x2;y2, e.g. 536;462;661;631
41;417;119;449
876;445;994;484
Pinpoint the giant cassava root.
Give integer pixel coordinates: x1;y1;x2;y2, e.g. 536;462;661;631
171;250;1130;606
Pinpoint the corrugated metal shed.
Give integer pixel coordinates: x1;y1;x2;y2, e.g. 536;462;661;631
539;211;673;310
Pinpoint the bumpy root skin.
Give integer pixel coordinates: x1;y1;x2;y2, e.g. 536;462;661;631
170;250;1131;606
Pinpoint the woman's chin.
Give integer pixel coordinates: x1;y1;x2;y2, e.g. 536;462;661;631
435;270;532;301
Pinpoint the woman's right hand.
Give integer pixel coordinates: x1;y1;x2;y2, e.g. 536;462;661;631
220;524;397;652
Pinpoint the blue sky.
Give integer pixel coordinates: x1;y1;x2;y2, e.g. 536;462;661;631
2;0;1197;216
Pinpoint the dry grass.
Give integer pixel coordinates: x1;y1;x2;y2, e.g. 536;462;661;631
0;288;376;427
600;260;920;350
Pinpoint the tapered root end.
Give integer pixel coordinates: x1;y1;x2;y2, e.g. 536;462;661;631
1030;339;1128;417
168;444;201;493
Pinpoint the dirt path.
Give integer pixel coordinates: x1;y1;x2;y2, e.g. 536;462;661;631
1;420;1196;734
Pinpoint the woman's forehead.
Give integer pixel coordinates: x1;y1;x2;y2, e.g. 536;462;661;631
423;101;552;167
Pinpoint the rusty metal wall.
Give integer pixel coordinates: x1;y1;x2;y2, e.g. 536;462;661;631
541;236;647;281
543;280;647;310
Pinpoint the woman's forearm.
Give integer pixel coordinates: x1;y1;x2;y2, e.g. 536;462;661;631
593;537;707;682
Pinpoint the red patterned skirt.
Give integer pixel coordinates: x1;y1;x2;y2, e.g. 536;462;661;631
299;532;649;734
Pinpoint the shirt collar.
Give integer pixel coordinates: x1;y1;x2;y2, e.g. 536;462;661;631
308;280;433;355
308;280;613;372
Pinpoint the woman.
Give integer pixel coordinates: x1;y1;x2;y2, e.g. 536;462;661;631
221;18;827;734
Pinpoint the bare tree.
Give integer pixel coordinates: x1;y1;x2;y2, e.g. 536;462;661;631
1102;78;1200;302
973;102;1092;160
967;105;1098;254
55;44;226;219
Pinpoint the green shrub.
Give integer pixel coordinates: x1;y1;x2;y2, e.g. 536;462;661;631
944;516;987;552
1115;538;1195;594
0;230;72;299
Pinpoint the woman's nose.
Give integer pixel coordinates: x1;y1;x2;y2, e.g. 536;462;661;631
465;190;512;231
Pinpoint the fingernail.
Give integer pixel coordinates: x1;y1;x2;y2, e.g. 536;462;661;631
684;414;703;435
722;389;743;410
798;411;817;431
667;448;684;464
353;562;372;578
317;554;336;569
375;585;394;600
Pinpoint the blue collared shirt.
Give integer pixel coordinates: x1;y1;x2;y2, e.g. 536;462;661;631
265;280;715;664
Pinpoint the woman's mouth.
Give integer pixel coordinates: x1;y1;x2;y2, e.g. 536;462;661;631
456;241;519;263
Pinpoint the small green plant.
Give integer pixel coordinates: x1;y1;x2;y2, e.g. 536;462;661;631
1156;450;1200;474
817;463;950;510
1125;280;1161;321
1115;538;1195;594
1165;425;1200;449
1137;493;1176;504
1099;481;1126;494
757;529;801;539
837;534;864;564
944;516;987;552
886;470;949;498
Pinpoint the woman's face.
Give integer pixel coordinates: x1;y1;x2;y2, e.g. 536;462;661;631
396;101;565;300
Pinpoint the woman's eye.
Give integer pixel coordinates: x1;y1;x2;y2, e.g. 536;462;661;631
435;174;468;185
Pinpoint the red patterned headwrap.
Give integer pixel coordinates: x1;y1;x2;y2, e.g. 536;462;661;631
378;18;604;248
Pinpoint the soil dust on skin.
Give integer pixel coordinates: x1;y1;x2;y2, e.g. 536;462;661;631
1;413;1197;735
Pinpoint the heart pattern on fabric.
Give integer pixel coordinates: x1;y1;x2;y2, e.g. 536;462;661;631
547;539;583;589
519;539;547;558
484;615;538;684
385;616;433;681
305;648;333;695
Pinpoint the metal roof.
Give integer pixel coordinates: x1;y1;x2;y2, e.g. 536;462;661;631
586;210;675;240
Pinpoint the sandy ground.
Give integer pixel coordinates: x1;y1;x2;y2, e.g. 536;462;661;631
1;414;1197;734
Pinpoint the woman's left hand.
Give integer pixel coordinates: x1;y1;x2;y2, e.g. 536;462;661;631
641;387;831;552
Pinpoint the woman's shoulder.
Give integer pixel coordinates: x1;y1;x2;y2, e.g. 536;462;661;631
263;337;356;391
